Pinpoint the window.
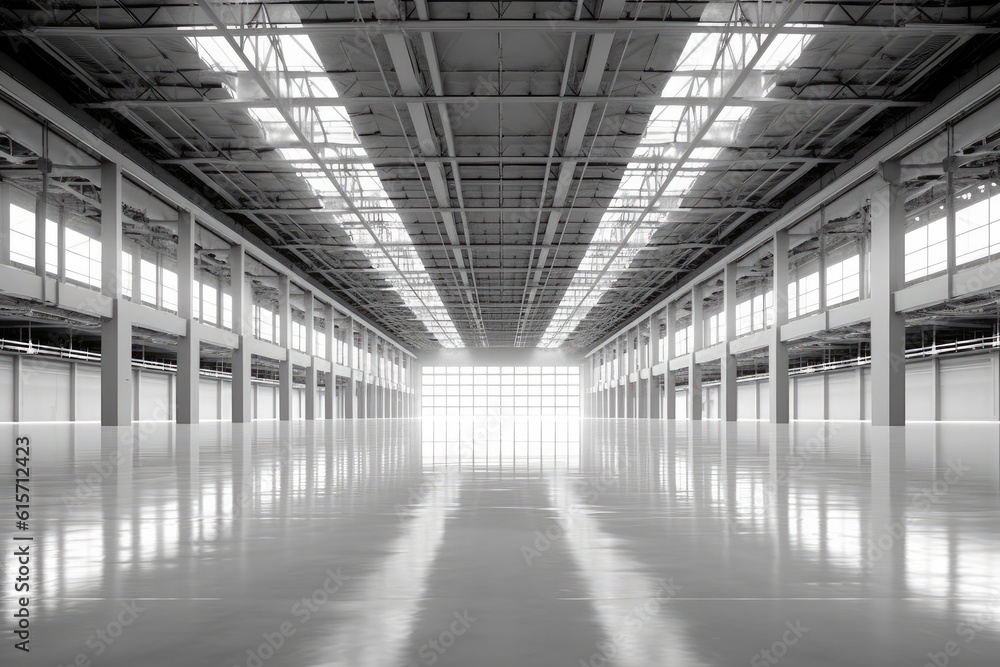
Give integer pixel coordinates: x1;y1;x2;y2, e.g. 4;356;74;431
675;324;693;356
140;259;157;305
788;271;820;318
254;305;279;343
421;366;580;417
161;268;178;312
735;290;774;336
122;251;133;299
314;330;326;358
291;320;306;352
825;255;860;307
202;282;218;325
705;312;725;346
63;227;101;288
222;293;233;330
192;279;201;320
9;203;34;267
954;189;1000;265
8;204;57;272
905;216;946;282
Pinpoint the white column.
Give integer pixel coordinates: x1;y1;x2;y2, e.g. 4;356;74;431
689;285;703;421
176;209;199;424
770;231;790;424
34;161;48;277
231;244;252;422
870;176;907;426
278;275;292;421
0;183;10;264
345;320;356;419
721;262;738;422
304;292;316;420
665;302;677;419
325;304;336;420
100;161;131;426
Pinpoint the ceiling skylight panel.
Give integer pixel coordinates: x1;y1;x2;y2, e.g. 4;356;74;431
188;24;461;347
542;14;812;347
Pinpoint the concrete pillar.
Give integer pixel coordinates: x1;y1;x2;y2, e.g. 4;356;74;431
665;302;677;420
304;292;316;420
721;262;738;422
689;285;703;421
176;209;199;424
770;231;790;424
278;275;292;421
231;244;252;423
870;177;907;426
35;159;48;277
0;183;10;264
325;304;336;420
100;162;131;426
56;207;66;281
68;361;78;422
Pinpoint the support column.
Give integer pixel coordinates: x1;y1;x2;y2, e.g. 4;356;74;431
689;285;703;421
176;209;199;424
870;175;907;426
35;155;48;277
665;302;677;420
304;292;316;420
1;183;10;264
324;304;336;420
721;262;738;422
69;361;78;422
346;321;357;419
770;231;791;424
100;161;131;426
278;275;292;421
231;244;252;423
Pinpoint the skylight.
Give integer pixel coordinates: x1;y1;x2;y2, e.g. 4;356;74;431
186;28;463;347
539;17;811;348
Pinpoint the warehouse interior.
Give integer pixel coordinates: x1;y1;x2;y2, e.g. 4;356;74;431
1;2;999;666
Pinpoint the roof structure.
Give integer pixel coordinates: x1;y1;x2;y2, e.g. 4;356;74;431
2;0;998;349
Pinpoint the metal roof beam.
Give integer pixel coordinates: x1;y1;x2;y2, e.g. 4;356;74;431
85;96;925;109
10;20;993;37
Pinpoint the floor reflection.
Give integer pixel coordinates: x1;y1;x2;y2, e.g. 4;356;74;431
0;418;997;666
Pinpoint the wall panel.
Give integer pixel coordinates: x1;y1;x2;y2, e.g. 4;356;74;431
0;357;13;422
905;361;935;421
737;382;758;420
256;385;276;420
199;378;219;420
20;357;71;421
828;371;862;420
138;371;171;420
940;356;995;421
75;365;101;420
795;375;826;420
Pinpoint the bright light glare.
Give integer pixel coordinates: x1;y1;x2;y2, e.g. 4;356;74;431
186;29;462;347
540;23;811;348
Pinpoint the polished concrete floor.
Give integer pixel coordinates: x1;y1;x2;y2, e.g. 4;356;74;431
2;418;999;666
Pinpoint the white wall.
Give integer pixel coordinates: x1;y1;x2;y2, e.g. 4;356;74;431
663;350;999;422
0;353;329;422
940;356;995;420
